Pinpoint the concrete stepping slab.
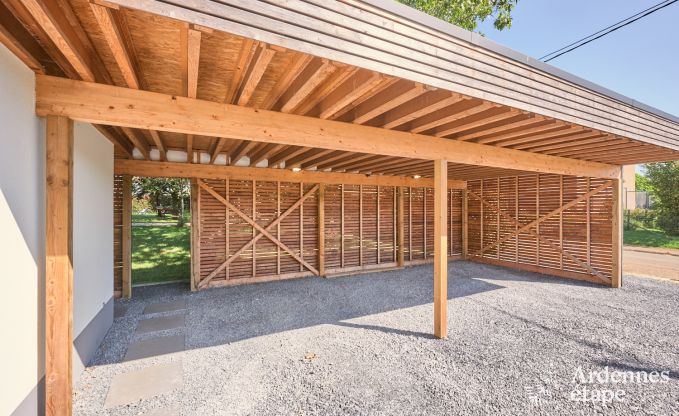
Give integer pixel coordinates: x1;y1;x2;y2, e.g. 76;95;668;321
104;362;183;409
124;335;186;362
114;304;128;318
143;299;187;315
135;314;185;335
143;406;180;416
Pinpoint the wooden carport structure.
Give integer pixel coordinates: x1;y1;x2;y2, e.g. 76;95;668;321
2;0;679;414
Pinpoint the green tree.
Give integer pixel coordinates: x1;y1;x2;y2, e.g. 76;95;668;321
644;162;679;235
133;177;190;226
397;0;518;32
635;173;653;192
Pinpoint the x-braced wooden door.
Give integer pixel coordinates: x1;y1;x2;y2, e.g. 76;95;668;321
192;178;320;289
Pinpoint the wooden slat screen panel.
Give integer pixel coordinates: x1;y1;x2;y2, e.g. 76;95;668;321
113;174;123;297
403;187;463;263
468;174;613;283
197;179;464;287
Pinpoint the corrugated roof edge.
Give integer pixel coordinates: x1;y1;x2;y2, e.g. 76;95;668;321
359;0;679;125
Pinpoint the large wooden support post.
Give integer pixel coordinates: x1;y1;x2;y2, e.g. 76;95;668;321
121;175;132;298
433;159;448;339
318;184;325;276
45;115;74;416
190;178;200;290
397;186;405;267
611;171;623;288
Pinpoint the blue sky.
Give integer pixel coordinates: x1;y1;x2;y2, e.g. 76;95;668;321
476;0;679;118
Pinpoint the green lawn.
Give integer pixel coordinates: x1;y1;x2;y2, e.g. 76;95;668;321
132;225;190;284
624;228;679;250
132;212;190;224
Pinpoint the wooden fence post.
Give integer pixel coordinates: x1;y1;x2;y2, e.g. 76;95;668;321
397;186;405;267
611;172;622;288
190;178;200;290
121;175;132;298
45;115;74;416
318;183;325;276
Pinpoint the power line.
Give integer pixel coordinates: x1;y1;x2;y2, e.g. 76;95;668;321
540;0;678;62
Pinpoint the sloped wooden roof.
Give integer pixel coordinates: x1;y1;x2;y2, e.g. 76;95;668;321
2;0;678;180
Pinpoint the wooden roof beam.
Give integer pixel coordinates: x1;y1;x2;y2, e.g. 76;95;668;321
260;54;313;110
409;100;495;134
230;140;257;165
316;69;383;119
301;150;347;169
120;127;150;159
236;43;276;106
147;130;166;161
285;148;334;168
495;125;584;147
279;58;336;113
116;160;466;189
37;76;621;178
475;121;563;145
380;90;465;129
351;80;425;124
454;115;541;141
267;146;309;167
519;134;610;152
21;0;106;82
89;2;139;88
294;65;357;115
225;38;255;103
94;125;133;159
209;137;228;164
249;143;286;166
434;107;521;138
0;2;53;74
317;153;375;170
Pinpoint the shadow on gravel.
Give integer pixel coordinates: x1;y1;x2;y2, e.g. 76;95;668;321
107;261;609;364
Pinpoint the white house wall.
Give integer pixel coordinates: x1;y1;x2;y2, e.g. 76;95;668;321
0;43;114;416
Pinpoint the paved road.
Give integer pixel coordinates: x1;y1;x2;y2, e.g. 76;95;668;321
624;247;679;282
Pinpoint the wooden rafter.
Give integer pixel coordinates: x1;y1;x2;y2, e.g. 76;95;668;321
197;179;319;288
351;80;425;124
225;38;255;103
434;107;520;138
279;58;336;113
209;137;228;164
454;115;541;141
94;125;133;159
120;127;149;159
89;2;139;88
410;99;493;134
236;42;276;106
317;69;383;119
260;53;313;110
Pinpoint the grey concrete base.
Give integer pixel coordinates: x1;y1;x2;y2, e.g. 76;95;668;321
10;377;44;416
124;335;185;362
143;300;186;315
135;314;185;335
104;362;183;409
73;297;114;385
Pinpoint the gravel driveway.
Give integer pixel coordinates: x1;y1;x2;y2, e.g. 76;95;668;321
76;261;679;415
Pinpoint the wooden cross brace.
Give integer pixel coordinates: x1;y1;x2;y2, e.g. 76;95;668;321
197;179;320;288
467;180;613;284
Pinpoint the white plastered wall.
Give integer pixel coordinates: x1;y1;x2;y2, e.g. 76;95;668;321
0;43;114;415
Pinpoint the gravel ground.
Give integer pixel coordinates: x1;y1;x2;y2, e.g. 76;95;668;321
75;261;679;415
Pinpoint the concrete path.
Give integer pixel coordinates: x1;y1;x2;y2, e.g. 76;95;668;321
624;247;679;282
